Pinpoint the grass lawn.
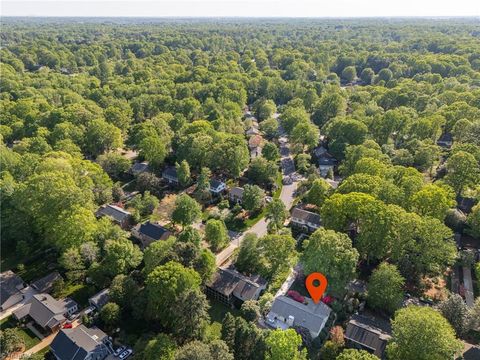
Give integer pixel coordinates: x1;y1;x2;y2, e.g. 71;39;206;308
208;298;240;324
59;283;97;307
206;298;241;340
273;172;283;199
35;347;51;359
0;316;41;350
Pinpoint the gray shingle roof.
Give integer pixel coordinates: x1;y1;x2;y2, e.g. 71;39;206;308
88;289;110;309
96;205;131;223
291;208;321;226
31;272;63;293
162;166;178;180
136;222;171;241
0;270;24;306
229;187;244;199
50;325;109;360
318;154;337;166
130;162;149;175
268;295;332;335
15;294;66;329
206;269;266;300
210;179;225;190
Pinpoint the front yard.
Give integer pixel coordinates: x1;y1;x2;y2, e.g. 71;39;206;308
0;316;41;351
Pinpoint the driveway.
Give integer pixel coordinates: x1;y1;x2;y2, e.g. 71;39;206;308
0;286;38;321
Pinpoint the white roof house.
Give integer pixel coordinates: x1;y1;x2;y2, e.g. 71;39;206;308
266;295;332;338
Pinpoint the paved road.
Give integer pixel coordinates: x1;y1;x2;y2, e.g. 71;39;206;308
0;286;38;321
216;130;299;266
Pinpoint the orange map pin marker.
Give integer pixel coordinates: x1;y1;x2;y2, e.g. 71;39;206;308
306;272;328;304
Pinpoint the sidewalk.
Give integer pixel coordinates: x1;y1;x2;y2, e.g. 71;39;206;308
23;331;56;356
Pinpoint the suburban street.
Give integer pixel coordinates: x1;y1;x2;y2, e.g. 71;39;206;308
216;130;299;266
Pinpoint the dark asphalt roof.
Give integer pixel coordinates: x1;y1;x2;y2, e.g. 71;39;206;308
130;162;149;174
206;269;266;300
345;314;392;358
50;325;108;360
31;272;63;293
162;166;178;179
137;221;170;240
15;294;66;329
89;289;109;309
210;179;225;189
318;156;337;166
0;270;24;305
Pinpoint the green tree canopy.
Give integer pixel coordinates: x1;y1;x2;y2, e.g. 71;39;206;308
386;306;462;360
301;228;359;296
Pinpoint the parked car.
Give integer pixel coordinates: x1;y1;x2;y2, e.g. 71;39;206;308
62;323;73;329
119;349;133;360
114;346;127;356
282;176;293;185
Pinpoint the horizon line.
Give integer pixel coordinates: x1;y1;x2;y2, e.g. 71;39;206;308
3;15;479;19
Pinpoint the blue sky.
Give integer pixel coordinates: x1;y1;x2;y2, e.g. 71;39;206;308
2;0;479;17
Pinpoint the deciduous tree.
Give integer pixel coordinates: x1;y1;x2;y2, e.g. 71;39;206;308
172;194;202;227
301;228;359;296
386;306;462;360
367;263;405;314
265;329;306;360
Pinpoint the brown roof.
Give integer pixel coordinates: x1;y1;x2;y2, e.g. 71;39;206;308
206;269;266;300
248;135;263;149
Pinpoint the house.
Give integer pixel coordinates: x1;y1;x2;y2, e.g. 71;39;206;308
246;126;260;136
437;133;453;148
209;179;226;195
266;295;332;338
462;343;480;360
50;325;113;360
317;152;337;177
131;221;173;249
95;204;131;229
31;272;63;294
313;145;328;158
456;195;477;214
88;289;110;310
0;270;25;311
229;187;244;204
248;135;263;151
162;166;179;185
344;314;392;359
13;294;78;333
206;268;267;308
129;161;150;176
290;207;322;232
